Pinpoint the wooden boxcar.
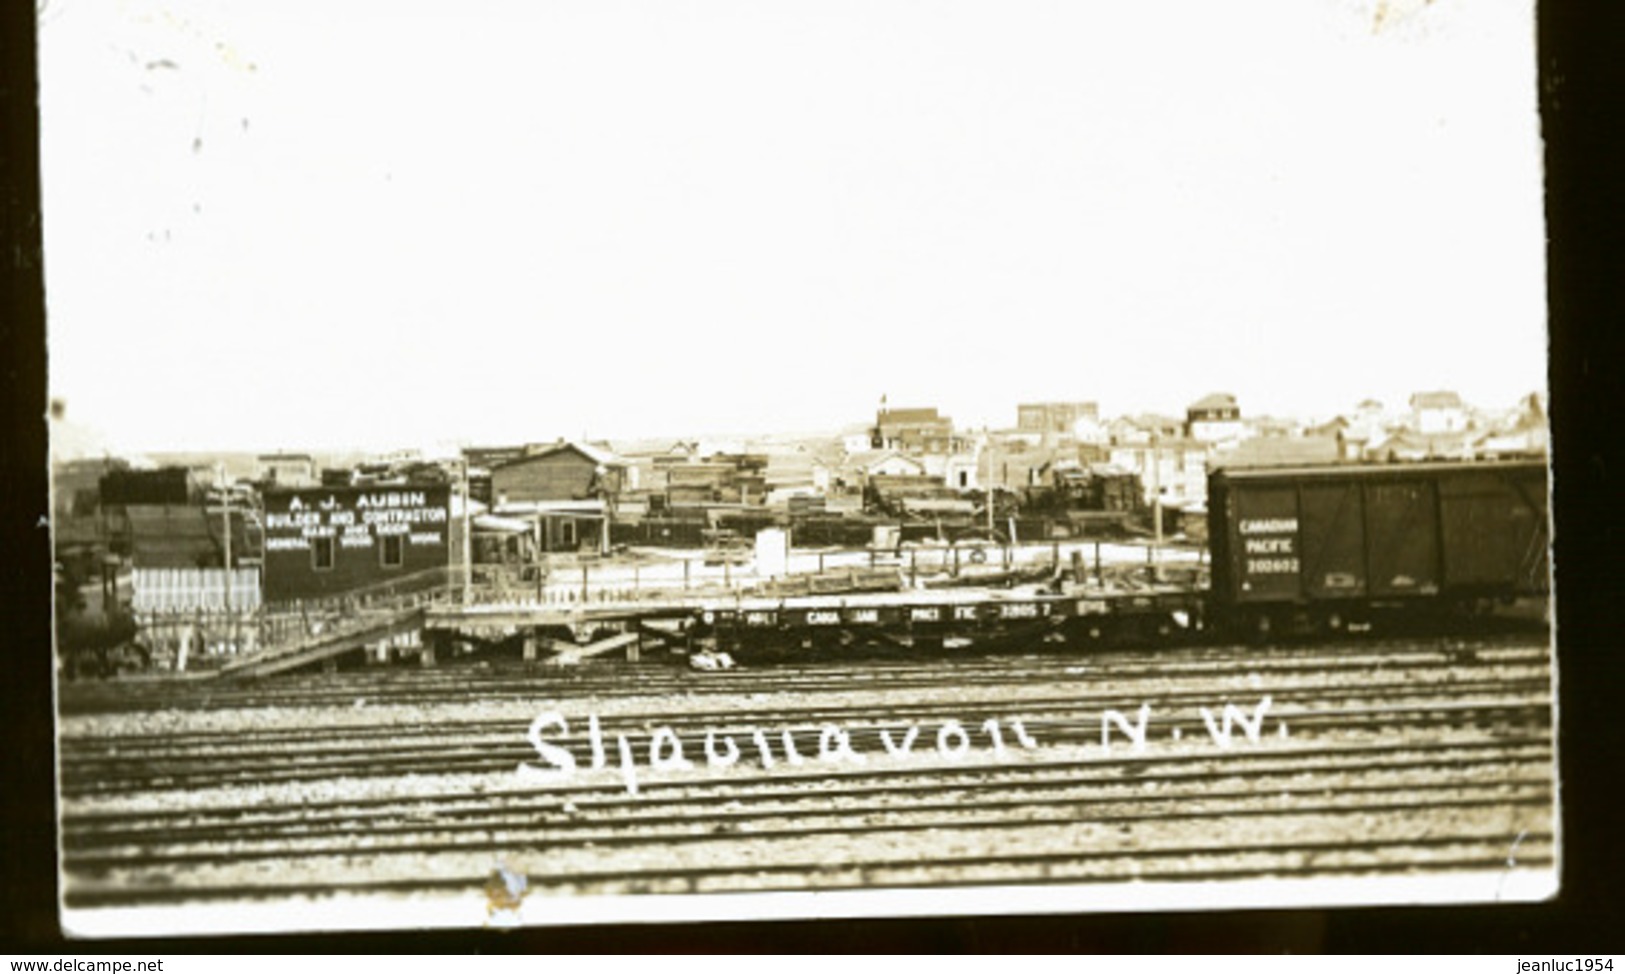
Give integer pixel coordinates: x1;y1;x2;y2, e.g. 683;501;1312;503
1207;459;1549;633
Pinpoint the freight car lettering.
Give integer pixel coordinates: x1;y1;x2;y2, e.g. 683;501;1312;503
1000;603;1039;619
1246;557;1299;574
953;606;979;621
1243;537;1295;555
849;609;879;623
910;607;940;622
1240;518;1298;534
1075;599;1109;615
744;612;776;626
805;610;840;625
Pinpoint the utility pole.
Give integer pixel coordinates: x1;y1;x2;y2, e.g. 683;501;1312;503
985;433;996;540
215;464;233;611
461;459;473;604
1149;433;1163;546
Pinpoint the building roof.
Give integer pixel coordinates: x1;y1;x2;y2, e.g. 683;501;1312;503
859;451;926;475
1110;437;1207;453
877;407;944;425
1116;413;1184;432
1410;390;1464;410
492;499;608;516
125;505;226;568
1188;392;1240;412
1367;429;1475;458
505;440;628;469
1210;436;1341;469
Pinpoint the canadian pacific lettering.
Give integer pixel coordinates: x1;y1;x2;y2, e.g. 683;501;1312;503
1239;518;1299;534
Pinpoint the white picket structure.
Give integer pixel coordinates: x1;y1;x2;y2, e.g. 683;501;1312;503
132;567;262;614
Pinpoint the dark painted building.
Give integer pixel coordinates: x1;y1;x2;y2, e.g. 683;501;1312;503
261;485;451;603
490;442;626;506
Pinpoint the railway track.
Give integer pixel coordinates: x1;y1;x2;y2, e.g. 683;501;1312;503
58;632;1546;714
61;737;1554;907
57;634;1556;918
59;646;1549;795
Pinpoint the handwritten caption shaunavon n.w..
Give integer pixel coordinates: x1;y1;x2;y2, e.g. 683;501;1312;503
516;697;1284;795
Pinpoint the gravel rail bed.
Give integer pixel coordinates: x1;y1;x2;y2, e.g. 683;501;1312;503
58;634;1556;911
57;634;1550;715
58;697;1549;796
63;830;1553;907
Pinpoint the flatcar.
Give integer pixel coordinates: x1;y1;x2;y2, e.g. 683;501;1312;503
1206;458;1549;636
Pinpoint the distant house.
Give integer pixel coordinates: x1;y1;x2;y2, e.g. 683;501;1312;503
1475;395;1549;458
490;441;628;506
1072;415;1110;447
1108;438;1209;509
1109;414;1184;445
943;453;981;491
255;453;318;488
860;452;927;479
1366;429;1475;462
1302;416;1350;440
872;407;961;455
1186;393;1244;444
1475;425;1549;458
838;427;875;456
1409;391;1469;434
1017;401;1099;435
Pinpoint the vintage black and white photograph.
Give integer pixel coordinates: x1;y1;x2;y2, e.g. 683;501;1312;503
39;0;1555;938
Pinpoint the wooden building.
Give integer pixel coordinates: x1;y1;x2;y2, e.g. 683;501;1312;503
490;441;627;505
261;485;451;603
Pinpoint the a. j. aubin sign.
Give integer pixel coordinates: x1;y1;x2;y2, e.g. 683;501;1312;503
261;485;451;602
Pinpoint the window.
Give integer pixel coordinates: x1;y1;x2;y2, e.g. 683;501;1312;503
380;534;404;568
560;519;577;548
312;537;335;571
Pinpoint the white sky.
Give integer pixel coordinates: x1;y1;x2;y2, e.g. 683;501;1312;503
38;0;1547;453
